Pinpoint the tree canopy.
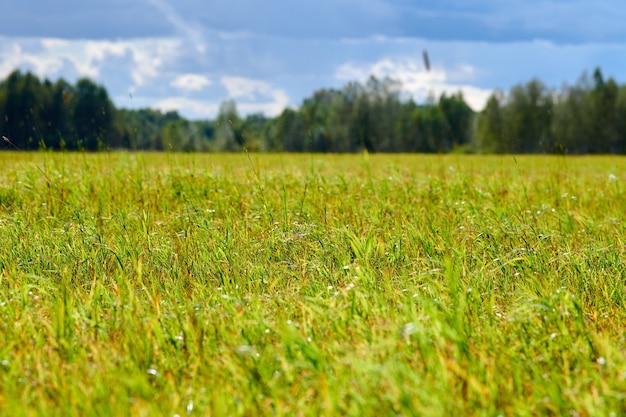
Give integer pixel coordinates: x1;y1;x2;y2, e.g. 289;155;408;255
1;68;625;154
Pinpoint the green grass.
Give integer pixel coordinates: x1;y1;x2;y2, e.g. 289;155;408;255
0;152;625;416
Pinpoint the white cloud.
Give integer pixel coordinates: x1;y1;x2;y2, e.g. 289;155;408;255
151;93;290;119
63;38;180;86
0;36;182;89
67;40;129;79
221;76;272;99
40;39;69;50
221;76;289;116
0;40;65;79
335;57;493;111
153;97;219;118
237;90;290;117
171;74;212;91
136;38;184;85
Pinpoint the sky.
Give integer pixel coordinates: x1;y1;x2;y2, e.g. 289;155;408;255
2;0;626;119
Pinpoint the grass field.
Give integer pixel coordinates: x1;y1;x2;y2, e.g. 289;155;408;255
0;152;625;416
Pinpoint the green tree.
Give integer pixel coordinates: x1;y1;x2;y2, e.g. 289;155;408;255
439;92;474;149
552;82;587;154
45;79;75;149
73;78;116;150
240;113;268;151
0;70;46;149
475;92;506;153
117;108;182;150
268;108;306;152
504;79;553;153
407;105;450;152
586;68;619;153
215;100;244;151
163;118;213;152
615;86;626;153
298;89;337;152
354;77;403;152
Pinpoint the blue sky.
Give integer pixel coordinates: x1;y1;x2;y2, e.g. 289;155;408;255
2;0;626;119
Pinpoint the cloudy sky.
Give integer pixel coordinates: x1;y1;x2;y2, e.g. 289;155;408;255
2;0;626;119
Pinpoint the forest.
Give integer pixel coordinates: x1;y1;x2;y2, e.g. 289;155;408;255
1;68;626;153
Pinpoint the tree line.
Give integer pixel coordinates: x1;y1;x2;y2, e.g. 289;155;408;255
477;68;626;154
1;68;626;153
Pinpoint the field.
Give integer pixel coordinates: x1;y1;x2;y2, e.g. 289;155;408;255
0;152;625;416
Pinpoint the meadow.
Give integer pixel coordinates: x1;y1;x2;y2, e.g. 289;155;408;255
0;152;624;416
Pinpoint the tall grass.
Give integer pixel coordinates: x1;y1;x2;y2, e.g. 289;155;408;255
0;152;624;416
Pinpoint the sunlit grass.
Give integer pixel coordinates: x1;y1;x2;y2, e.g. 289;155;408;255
0;152;625;416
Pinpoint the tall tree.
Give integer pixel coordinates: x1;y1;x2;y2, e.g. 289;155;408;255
552;82;587;154
215;100;244;151
1;70;46;149
615;86;626;153
504;79;553;153
439;92;474;148
73;78;116;150
586;68;619;153
475;92;506;153
45;79;75;149
162;119;209;151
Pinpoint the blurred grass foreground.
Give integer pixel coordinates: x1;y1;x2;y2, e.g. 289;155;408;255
0;152;625;416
